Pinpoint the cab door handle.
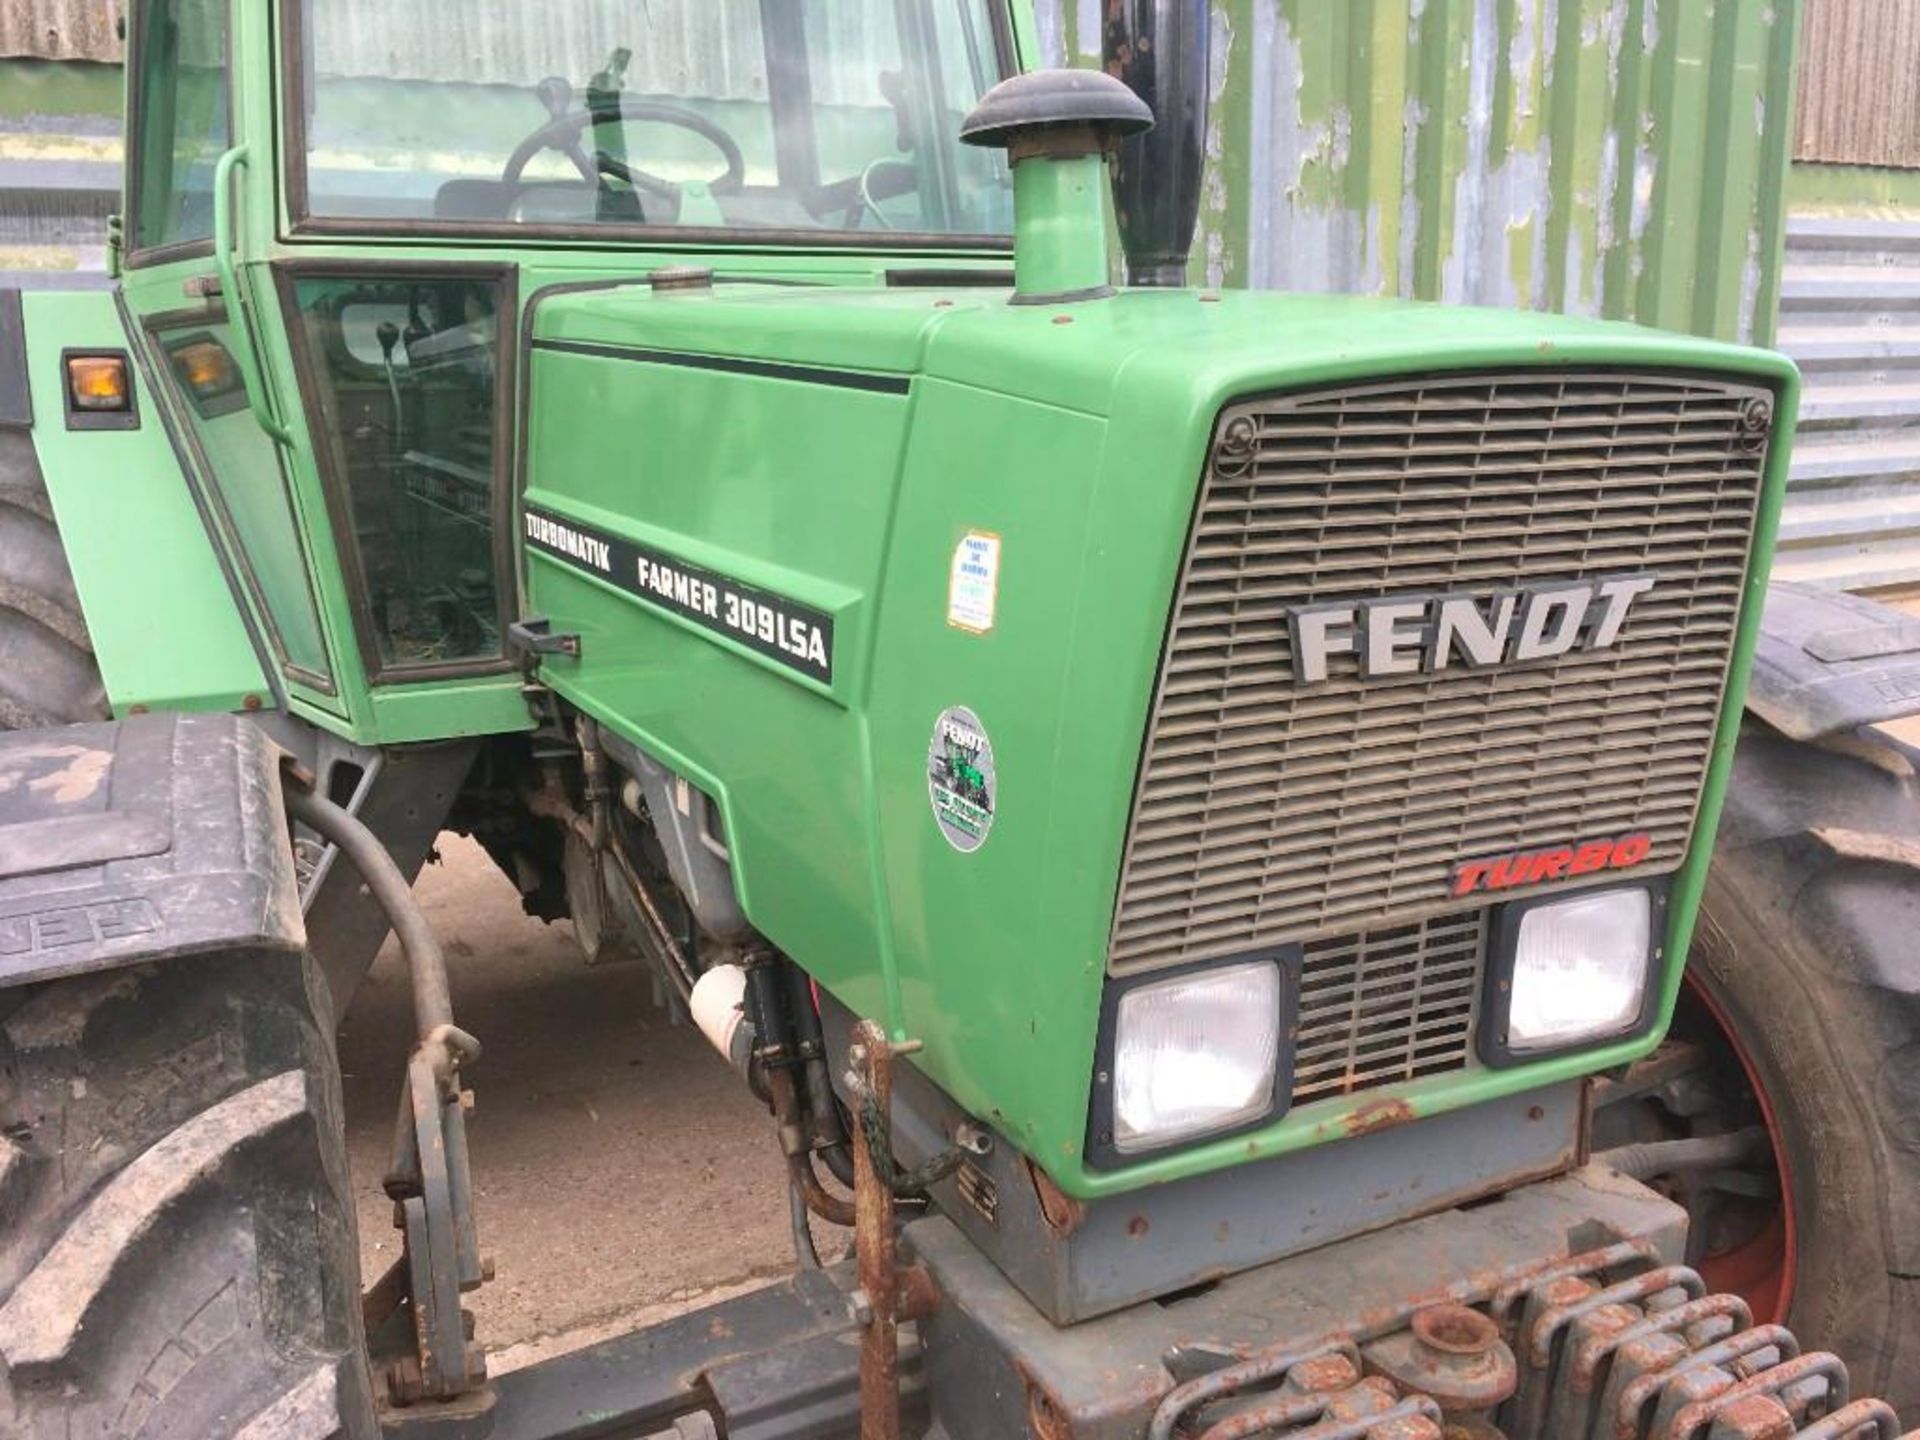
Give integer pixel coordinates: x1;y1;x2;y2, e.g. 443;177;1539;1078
211;145;294;447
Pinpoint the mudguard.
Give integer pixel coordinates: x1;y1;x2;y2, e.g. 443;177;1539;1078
0;285;267;715
0;711;302;990
1729;582;1920;1192
1746;580;1920;740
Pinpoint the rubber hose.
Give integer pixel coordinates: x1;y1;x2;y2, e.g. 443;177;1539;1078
285;783;452;1041
789;1151;857;1227
788;1181;822;1270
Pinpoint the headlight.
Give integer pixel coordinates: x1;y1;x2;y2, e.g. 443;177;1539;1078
1108;959;1283;1154
1483;885;1663;1063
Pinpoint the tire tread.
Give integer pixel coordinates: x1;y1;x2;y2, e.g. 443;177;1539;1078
0;956;375;1438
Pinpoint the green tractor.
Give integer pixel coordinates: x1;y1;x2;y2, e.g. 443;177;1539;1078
1;1;1917;1436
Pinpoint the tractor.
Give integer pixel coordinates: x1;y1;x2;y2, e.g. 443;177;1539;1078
0;0;1916;1436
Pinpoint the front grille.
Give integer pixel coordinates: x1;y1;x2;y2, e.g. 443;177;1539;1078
1292;911;1486;1107
1111;370;1768;978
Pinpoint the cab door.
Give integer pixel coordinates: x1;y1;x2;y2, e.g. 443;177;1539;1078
117;0;347;716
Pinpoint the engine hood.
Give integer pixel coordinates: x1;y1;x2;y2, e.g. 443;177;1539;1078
533;279;1794;422
522;276;1799;1201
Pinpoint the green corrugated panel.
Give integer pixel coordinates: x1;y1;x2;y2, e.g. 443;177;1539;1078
1050;0;1802;346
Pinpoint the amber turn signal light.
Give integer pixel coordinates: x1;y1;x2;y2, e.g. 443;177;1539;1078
65;354;131;413
168;339;239;400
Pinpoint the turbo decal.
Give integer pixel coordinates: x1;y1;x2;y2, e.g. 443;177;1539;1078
1450;832;1653;897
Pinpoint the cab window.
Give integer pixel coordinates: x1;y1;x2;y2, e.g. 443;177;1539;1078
287;274;507;676
291;0;1012;240
129;0;231;255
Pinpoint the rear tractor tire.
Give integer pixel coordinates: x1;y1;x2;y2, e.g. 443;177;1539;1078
0;951;380;1438
0;431;109;730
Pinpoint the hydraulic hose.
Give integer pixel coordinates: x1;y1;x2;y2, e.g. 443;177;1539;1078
1597;1127;1769;1182
786;964;857;1188
782;1105;858;1226
284;781;458;1047
788;1180;823;1270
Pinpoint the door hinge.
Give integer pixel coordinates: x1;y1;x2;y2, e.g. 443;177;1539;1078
508;615;582;661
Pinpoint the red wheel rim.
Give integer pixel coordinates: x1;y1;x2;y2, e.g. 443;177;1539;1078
1686;972;1797;1324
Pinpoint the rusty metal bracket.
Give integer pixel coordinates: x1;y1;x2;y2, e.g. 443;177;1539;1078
383;1025;490;1407
281;769;492;1414
846;1020;940;1440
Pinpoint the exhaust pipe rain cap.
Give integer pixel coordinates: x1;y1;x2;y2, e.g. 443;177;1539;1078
961;70;1151;305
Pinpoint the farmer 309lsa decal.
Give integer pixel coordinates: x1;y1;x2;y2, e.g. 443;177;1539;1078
524;506;835;684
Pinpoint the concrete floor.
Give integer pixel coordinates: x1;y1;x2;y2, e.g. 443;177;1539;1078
335;836;839;1371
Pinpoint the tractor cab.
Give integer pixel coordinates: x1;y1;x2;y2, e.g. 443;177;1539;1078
118;0;1017;736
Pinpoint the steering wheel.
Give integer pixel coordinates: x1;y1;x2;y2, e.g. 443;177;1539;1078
845;158;920;230
502;94;747;205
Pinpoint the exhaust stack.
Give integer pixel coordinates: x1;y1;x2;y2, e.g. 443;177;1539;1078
960;71;1151;304
1104;0;1211;287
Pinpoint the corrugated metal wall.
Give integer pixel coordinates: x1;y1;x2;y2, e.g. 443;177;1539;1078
1794;0;1920;168
0;0;119;290
24;0;1913;592
1773;215;1920;591
1045;0;1802;346
2;0;894;91
0;1;1807;342
0;0;118;62
1781;3;1920;592
0;1;1803;342
308;2;773;91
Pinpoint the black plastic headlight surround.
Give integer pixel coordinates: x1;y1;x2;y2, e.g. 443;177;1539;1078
1477;880;1672;1068
1086;949;1299;1168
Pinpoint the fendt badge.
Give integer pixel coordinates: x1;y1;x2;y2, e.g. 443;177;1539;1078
1287;575;1656;684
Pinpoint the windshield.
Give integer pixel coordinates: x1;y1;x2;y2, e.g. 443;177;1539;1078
293;0;1014;241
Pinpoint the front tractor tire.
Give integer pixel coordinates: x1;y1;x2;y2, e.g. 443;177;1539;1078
1684;724;1920;1420
0;431;108;730
0;952;379;1438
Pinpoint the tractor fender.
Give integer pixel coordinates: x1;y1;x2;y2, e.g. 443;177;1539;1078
1732;582;1920;1021
1;286;268;717
0;711;304;993
1744;579;1920;740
